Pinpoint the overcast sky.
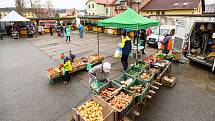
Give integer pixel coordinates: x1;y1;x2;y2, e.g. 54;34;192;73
0;0;214;9
0;0;86;10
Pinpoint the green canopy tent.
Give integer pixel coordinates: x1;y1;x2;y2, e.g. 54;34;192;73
97;8;160;60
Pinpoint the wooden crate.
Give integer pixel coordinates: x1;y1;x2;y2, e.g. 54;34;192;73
161;76;176;87
72;96;115;121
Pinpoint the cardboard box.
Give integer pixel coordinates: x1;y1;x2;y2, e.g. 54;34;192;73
161;76;176;87
72;96;115;121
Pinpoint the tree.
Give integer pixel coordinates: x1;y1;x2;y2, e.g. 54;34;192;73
15;0;25;15
29;0;42;18
44;0;54;18
55;13;60;20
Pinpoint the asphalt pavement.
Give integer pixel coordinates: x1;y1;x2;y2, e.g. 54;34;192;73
0;32;214;121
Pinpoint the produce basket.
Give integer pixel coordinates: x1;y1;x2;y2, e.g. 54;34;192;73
138;70;155;83
107;88;135;120
112;73;135;88
95;81;121;101
148;66;162;78
125;66;143;78
125;79;150;104
133;61;146;70
88;54;104;64
72;96;115;121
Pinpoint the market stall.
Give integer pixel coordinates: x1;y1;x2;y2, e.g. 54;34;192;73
0;10;30;39
97;8;160;60
46;54;104;84
71;52;176;121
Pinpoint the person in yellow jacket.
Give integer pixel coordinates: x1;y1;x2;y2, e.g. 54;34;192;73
61;53;73;84
120;31;132;71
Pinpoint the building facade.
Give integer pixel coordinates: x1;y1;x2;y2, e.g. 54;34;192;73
140;0;202;16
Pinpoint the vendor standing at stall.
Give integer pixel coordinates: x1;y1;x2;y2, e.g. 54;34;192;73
88;62;111;88
120;31;132;71
61;53;73;84
160;33;173;54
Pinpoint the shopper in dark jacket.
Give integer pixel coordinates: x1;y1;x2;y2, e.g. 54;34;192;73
49;25;53;36
133;30;139;45
120;31;132;71
140;29;147;54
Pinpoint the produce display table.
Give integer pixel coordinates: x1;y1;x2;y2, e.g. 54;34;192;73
71;53;175;121
46;54;104;85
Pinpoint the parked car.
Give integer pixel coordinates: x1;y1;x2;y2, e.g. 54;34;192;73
147;25;176;47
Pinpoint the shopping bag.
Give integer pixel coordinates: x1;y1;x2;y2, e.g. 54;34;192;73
114;48;122;58
62;68;66;75
90;80;105;93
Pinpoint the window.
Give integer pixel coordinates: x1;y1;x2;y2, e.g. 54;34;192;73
151;12;153;14
161;11;165;15
147;12;148;14
156;11;160;15
92;13;94;15
88;5;90;8
92;4;94;8
170;29;175;36
89;13;90;15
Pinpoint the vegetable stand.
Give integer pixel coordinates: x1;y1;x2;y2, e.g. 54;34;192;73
46;54;104;85
71;53;175;121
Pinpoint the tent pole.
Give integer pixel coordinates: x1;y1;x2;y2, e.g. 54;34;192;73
136;25;139;62
158;26;161;53
97;26;100;54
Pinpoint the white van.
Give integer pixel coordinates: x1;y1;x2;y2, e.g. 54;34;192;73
146;25;176;47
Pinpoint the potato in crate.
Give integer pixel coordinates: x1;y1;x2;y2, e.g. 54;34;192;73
138;70;155;83
125;79;150;104
72;96;114;121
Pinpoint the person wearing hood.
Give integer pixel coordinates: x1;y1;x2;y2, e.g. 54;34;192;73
160;33;173;54
120;31;132;71
65;25;71;42
60;53;73;84
88;62;111;87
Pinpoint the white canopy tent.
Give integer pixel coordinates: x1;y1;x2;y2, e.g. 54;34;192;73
0;10;30;22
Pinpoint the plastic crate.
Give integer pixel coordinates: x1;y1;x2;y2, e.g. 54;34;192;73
95;81;121;101
107;88;135;120
138;70;155;83
125;79;150;104
112;73;135;88
133;61;146;69
126;65;143;78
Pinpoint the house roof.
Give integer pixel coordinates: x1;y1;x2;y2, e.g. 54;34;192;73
96;0;117;5
141;0;200;11
205;4;215;13
0;7;16;12
86;0;117;5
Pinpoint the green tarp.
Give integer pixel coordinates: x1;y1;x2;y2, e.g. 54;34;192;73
98;8;160;30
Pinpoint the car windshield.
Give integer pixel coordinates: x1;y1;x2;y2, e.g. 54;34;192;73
153;28;170;35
